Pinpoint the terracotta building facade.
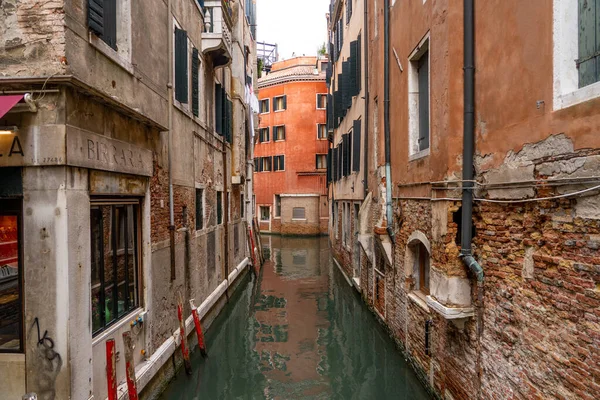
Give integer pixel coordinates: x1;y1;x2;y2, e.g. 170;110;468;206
0;0;257;398
255;56;329;236
328;0;600;399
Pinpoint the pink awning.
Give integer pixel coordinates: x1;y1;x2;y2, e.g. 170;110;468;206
0;95;24;120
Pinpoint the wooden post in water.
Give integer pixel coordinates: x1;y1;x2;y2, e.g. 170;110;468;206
106;339;117;400
178;298;193;374
122;331;139;400
189;299;208;358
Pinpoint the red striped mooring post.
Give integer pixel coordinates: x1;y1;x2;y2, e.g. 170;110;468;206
106;339;117;400
249;227;258;273
122;331;139;400
189;299;208;358
178;298;193;375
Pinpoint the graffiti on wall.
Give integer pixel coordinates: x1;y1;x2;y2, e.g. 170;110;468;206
30;317;62;400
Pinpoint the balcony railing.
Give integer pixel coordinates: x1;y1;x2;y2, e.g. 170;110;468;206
202;0;233;67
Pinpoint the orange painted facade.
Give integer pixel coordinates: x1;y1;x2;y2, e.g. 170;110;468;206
255;57;329;235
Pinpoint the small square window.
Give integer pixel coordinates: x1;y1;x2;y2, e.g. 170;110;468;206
274;125;286;141
259;127;270;142
259;99;270;113
292;207;306;220
274;155;285;171
273;95;287;111
260;206;270;221
317;124;327;139
317;94;327;109
316;154;327;169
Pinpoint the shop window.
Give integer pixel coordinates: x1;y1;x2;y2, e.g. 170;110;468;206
292;207;306;220
0;200;22;352
274;195;281;217
273;95;287;111
412;242;430;295
260;206;270;221
91;201;140;335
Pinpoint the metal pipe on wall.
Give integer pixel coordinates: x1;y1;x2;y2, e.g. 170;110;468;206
384;0;394;241
167;0;176;281
363;0;369;199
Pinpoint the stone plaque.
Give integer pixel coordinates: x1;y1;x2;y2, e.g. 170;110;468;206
0;125;66;167
66;126;153;177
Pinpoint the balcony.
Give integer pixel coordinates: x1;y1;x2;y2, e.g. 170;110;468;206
202;0;233;67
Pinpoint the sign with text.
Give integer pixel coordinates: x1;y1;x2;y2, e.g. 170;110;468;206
66;127;153;177
0;125;66;167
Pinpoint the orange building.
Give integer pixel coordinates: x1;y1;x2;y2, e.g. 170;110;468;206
255;57;329;235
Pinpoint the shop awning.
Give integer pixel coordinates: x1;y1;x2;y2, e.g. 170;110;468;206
0;95;24;119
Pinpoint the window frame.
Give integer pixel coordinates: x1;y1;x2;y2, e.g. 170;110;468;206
90;199;142;337
259;98;270;114
316;154;327;170
316;93;327;110
273;95;287;112
274;125;286;141
274;194;281;218
408;34;431;161
259;127;270;143
412;242;430;296
317;123;328;140
273;155;285;171
260;206;270;222
292;207;306;220
0;199;23;353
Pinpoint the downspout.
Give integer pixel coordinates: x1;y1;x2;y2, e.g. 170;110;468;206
460;0;483;284
384;0;393;241
363;0;369;199
167;0;176;281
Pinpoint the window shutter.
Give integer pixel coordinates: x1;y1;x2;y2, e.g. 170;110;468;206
357;34;362;94
227;98;233;143
175;28;188;103
353;119;361;172
88;0;105;36
338;144;343;179
280;155;285;170
327;148;332;183
339;20;343;49
197;0;205;9
191;48;199;117
342;135;347;177
103;0;117;50
578;0;600;87
282;125;286;140
215;83;222;135
350;41;358;96
418;52;430;151
283;95;287;110
342;61;350;111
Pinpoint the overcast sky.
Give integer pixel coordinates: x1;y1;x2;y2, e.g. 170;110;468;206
257;0;329;60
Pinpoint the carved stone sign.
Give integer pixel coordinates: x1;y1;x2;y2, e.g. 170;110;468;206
0;125;66;167
66;127;153;177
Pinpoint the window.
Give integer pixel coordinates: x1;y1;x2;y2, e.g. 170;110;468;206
317;94;327;109
191;48;200;117
274;155;285;171
346;0;352;24
217;191;223;224
292;207;306;220
412;242;430;295
554;1;600;109
318;124;327;139
174;27;189;104
273;95;287;112
88;0;117;49
259;127;270;142
259;99;270;113
263;157;272;171
274;125;286;141
196;190;207;228
240;194;245;218
321;61;328;72
0;200;22;352
408;36;430;158
274;195;281;217
91;201;140;335
316;154;327;169
352;119;361;172
260;206;270;221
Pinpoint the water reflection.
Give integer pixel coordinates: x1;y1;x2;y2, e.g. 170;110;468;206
160;236;430;399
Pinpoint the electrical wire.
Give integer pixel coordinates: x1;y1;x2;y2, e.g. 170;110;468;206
473;182;600;204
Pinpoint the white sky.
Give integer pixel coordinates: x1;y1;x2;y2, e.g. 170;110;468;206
256;0;330;60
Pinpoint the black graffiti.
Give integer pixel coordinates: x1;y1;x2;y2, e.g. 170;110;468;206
31;318;63;400
32;317;60;362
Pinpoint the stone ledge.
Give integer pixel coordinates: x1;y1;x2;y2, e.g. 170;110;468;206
426;295;475;319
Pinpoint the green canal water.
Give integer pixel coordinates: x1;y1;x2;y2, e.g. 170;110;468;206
159;236;430;399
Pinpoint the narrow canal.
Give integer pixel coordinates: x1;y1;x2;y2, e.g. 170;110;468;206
160;236;430;399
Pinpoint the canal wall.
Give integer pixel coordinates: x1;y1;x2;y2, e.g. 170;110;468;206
115;257;252;400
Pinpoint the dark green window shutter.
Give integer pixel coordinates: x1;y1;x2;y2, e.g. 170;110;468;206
283;95;287;109
175;28;188;103
357;34;362;94
191;48;199;117
418;52;430;151
215;83;223;135
352;119;361;172
342;61;350;111
578;0;600;87
197;0;205;9
195;188;203;230
339;20;344;50
88;0;105;36
326;148;332;183
280;155;285;170
103;0;117;50
350;40;358;96
282;125;286;140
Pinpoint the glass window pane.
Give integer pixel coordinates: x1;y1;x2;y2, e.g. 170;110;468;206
127;206;138;311
116;207;128;318
0;215;20;351
103;206;116;325
91;208;103;332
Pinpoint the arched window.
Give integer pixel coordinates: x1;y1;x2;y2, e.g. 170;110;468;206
412;242;430;295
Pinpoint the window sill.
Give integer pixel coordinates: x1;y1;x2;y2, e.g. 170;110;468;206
408;291;430;313
274;139;285;142
555;81;600;110
292;218;307;221
409;148;430;162
89;33;134;76
316;107;326;110
274;109;286;113
260;112;270;115
92;307;143;346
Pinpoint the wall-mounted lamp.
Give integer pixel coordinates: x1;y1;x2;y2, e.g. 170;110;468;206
0;126;18;135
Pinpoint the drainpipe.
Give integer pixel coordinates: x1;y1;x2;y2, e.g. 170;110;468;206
167;0;176;281
363;0;369;199
384;0;393;241
459;0;483;284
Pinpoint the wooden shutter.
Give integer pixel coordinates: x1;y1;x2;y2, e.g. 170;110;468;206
215;83;222;135
352;119;361;172
103;0;117;50
282;125;286;140
327;148;332;183
418;52;430;151
342;61;350;111
88;0;105;36
280;155;285;170
175;28;188;103
191;48;199;117
227;98;233;143
578;0;600;87
283;95;287;110
350;40;358;96
357;34;362;94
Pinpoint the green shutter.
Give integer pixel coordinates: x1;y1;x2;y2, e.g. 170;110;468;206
283;95;287;110
175;28;188;103
88;0;105;36
357;34;362;94
350;40;358;96
191;48;199;117
215;83;222;135
578;0;599;87
352;120;361;172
